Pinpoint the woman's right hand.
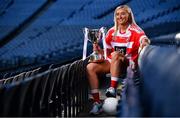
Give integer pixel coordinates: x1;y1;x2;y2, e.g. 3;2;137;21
93;43;100;51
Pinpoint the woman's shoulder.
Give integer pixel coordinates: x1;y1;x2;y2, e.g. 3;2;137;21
129;24;144;34
107;27;115;34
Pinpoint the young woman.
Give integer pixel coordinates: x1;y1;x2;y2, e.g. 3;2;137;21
86;5;150;115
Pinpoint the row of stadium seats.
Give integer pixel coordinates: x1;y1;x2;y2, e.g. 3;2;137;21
134;0;179;24
0;67;41;85
138;45;180;116
0;0;47;41
0;58;89;117
117;69;142;117
117;41;180;117
117;44;180;117
129;0;180;37
142;9;180;29
0;0;94;70
0;0;13;16
0;25;84;68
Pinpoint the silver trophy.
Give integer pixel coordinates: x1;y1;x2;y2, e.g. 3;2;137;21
83;27;106;63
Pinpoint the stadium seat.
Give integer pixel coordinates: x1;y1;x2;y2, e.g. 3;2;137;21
46;67;60;116
30;70;51;116
139;45;180;116
3;76;13;84
12;72;26;82
17;77;36;116
0;0;47;40
1;82;21;116
0;79;5;86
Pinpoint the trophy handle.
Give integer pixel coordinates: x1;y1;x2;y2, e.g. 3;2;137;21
100;27;107;60
82;27;89;60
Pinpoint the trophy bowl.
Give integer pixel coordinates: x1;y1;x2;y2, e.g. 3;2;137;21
87;28;104;62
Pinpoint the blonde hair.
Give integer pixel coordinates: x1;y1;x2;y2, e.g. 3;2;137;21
113;5;137;38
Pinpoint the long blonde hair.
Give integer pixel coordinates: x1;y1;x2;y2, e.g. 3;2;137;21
113;5;137;38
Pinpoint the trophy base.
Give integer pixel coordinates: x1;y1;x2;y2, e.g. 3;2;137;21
88;53;104;63
88;59;104;63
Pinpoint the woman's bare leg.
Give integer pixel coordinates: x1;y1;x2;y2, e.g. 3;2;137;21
106;52;128;97
110;52;127;77
86;60;110;90
87;60;110;114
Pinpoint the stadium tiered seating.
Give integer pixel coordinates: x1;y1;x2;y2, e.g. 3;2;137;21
0;0;13;16
0;25;83;66
0;0;180;73
61;0;126;26
0;58;88;117
0;67;41;85
0;0;94;69
131;0;179;23
0;0;47;41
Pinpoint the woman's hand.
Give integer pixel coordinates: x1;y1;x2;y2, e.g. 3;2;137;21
139;38;150;54
93;43;104;54
93;43;100;51
111;51;126;61
140;38;150;49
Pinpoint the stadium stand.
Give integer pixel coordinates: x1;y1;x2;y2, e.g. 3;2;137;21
0;0;180;71
0;0;47;41
0;0;13;16
0;0;180;117
0;58;88;117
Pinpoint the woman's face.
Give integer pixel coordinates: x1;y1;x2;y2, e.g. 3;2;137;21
116;8;130;25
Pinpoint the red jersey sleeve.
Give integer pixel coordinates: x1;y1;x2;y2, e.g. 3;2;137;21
136;32;146;46
129;25;148;66
130;24;148;46
131;29;147;47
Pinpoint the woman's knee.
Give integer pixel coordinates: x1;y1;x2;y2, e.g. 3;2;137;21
86;63;98;73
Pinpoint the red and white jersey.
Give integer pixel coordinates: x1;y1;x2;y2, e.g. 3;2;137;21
105;24;148;65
